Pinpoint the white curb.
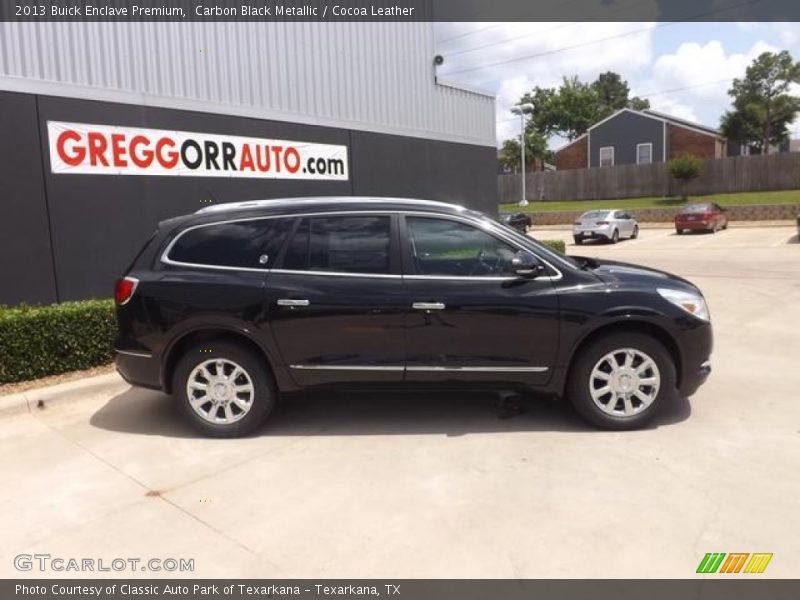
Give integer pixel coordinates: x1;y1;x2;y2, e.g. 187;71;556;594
0;372;128;419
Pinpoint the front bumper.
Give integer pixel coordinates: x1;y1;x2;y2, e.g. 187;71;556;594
674;315;713;396
115;349;162;391
679;359;712;397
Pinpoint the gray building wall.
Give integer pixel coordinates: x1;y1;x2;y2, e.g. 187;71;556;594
0;91;497;304
589;111;665;168
0;19;498;305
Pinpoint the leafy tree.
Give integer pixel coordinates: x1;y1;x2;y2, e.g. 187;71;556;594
518;86;559;138
667;153;703;202
516;72;650;142
552;76;601;141
498;132;552;171
592;71;650;116
720;51;800;152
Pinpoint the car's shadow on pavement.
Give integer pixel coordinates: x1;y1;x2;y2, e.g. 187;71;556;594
90;386;691;439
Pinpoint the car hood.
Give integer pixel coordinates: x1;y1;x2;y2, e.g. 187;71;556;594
573;256;699;292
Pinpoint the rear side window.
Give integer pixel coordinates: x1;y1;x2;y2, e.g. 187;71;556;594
282;216;391;274
167;219;291;269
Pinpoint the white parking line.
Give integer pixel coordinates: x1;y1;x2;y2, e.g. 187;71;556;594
771;234;797;247
684;230;734;248
615;230;674;247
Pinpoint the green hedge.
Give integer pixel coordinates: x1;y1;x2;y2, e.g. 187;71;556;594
540;239;566;254
0;300;116;384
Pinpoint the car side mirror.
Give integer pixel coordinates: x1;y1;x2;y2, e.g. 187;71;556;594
511;250;545;278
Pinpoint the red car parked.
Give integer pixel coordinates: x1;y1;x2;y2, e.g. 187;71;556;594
675;203;728;234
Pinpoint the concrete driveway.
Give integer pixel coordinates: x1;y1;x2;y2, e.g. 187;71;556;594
2;224;799;578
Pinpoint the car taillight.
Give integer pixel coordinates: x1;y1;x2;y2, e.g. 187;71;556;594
596;220;609;225
114;277;138;305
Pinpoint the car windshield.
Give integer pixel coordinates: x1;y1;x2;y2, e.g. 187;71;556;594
581;210;610;219
685;204;711;213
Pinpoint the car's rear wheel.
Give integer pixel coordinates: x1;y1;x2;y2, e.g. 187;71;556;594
631;225;639;239
573;236;582;245
675;228;683;235
566;332;676;430
610;229;619;244
173;341;276;438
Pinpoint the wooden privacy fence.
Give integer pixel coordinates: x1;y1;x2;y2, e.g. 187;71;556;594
498;153;800;203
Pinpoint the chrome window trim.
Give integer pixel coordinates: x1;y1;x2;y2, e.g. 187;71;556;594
272;269;401;279
160;209;566;281
404;274;519;282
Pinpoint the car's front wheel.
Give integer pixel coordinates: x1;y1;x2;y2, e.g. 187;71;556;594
631;225;639;239
173;341;277;437
610;229;619;244
566;332;676;430
573;236;583;245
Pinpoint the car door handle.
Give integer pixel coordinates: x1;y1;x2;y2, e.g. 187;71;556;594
412;302;445;310
277;299;310;307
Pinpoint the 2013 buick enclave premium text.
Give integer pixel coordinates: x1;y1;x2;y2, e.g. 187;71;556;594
114;198;712;437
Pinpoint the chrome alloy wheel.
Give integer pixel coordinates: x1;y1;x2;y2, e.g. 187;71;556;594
186;359;255;424
589;348;661;417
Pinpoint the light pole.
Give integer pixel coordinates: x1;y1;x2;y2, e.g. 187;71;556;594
510;103;534;206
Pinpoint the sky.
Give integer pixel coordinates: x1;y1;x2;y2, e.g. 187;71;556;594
433;22;800;149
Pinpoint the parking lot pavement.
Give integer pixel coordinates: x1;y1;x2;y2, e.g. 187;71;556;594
2;225;799;579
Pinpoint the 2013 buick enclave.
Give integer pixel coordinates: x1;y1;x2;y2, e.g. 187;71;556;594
114;197;712;437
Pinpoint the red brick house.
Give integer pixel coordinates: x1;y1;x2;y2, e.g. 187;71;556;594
554;109;727;170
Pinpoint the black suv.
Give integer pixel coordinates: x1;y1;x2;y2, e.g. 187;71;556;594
115;197;712;437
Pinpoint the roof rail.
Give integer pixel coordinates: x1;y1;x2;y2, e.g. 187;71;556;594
195;197;464;214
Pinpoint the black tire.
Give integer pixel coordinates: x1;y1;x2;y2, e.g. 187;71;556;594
173;341;277;438
631;225;639;239
676;228;683;235
573;236;583;245
610;229;619;244
566;332;676;431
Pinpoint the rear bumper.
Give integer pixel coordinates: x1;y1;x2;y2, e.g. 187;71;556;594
573;228;612;239
676;220;710;230
115;349;162;391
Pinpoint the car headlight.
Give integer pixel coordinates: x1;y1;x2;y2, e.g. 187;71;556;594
657;288;710;321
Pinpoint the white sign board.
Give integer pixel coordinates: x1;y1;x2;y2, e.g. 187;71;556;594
47;121;349;180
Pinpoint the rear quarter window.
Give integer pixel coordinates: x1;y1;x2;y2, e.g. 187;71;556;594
167;218;291;269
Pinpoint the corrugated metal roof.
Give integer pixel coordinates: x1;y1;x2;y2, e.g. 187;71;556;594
0;21;495;146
